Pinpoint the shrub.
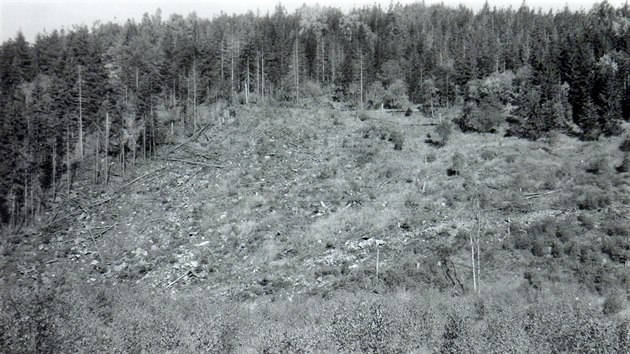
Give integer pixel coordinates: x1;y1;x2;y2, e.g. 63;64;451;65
433;120;453;147
389;130;404;150
601;237;629;263
531;239;546;257
458;100;504;133
585;156;610;174
616;153;629;173
302;80;324;101
575;189;611;210
447;152;465;176
480;149;497;161
383;79;410;109
602;293;626;315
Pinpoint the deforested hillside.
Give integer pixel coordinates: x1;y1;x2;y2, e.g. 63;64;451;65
1;105;629;351
1;0;630;351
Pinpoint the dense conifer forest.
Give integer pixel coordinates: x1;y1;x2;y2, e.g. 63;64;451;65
1;1;629;227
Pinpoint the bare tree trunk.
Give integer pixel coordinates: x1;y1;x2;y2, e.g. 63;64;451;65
221;39;225;83
66;125;71;196
470;233;477;293
476;212;481;291
246;56;250;104
360;49;364;107
193;58;197;131
186;75;190;128
52;140;57;201
94;133;99;184
231;33;235;102
143;116;147;161
331;43;336;83
261;53;265;103
121;136;125;179
30;176;34;223
256;51;260;98
105;112;109;186
23;174;28;222
11;189;16;229
295;38;299;104
150;106;156;157
320;36;324;83
78;66;84;159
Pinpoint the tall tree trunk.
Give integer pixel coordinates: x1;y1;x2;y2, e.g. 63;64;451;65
246;56;250;104
261;53;265;103
186;75;190;129
121;135;125;179
256;51;260;98
476;212;481;292
143;116;147;161
470;233;477;293
360;49;364;107
150;104;156;157
231;35;235;102
23;174;28;223
94;133;99;184
66;125;71;196
11;189;16;229
295;38;299;104
221;39;224;83
52;140;57;201
105;112;109;186
331;43;336;83
321;36;325;83
30;175;34;223
78;66;84;158
193;58;197;131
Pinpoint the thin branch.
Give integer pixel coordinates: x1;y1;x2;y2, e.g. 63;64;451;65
87;228;105;264
165;120;213;155
165;269;191;289
159;157;224;169
90;167;166;207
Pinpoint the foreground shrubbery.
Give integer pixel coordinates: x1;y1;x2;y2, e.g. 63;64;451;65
2;279;628;352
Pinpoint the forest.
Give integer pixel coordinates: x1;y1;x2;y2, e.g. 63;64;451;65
0;1;629;227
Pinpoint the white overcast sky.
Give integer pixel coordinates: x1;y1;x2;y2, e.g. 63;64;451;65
1;0;626;43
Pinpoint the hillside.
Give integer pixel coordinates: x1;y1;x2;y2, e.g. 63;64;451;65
1;106;629;352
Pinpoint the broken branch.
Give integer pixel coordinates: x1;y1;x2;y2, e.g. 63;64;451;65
160;157;224;169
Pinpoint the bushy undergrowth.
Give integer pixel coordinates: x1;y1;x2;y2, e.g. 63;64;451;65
2;281;627;352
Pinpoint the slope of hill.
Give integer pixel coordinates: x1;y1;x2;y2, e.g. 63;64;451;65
1;106;629;352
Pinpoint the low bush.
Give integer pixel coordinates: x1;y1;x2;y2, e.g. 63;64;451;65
616;153;629;173
389;130;404;150
447;152;465;176
480;149;497;161
602;293;626;315
575;188;611;210
458;100;504;133
433;120;453;147
585;156;611;174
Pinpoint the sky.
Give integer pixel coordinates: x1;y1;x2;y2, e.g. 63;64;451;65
1;0;627;43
